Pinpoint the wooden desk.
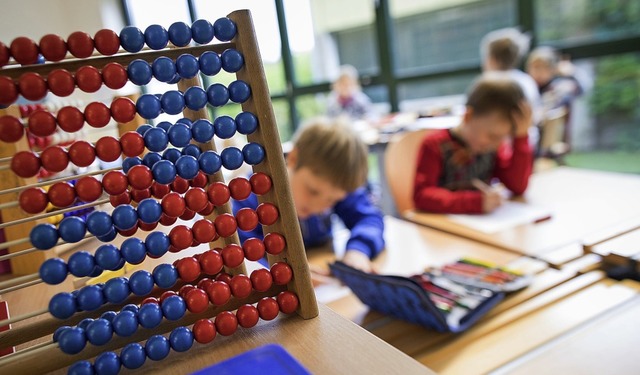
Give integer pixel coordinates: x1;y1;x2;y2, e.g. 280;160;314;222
405;167;640;257
590;228;640;272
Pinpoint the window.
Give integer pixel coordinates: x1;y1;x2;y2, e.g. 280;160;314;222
125;0;191;29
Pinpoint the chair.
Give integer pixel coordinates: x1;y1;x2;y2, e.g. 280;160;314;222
539;107;570;164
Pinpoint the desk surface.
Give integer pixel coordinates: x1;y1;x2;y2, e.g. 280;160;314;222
406;167;640;256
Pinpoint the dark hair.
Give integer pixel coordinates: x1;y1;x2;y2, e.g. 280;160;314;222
488;38;520;70
466;74;525;127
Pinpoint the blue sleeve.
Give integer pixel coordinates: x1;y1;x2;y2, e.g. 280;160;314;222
231;193;264;243
334;187;385;259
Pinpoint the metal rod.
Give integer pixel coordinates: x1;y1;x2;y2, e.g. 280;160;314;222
0;197;109;229
0;237;31;248
0;273;40;290
0;279;42;294
0;201;18;210
0;307;49;327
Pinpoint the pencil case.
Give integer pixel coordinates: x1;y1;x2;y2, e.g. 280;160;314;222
191;344;311;375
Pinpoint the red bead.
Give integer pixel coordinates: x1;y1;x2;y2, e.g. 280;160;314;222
95;136;122;162
190;171;208;188
101;62;127;90
75;66;102;93
171;177;190;194
264;232;286;255
130;188;151;202
11;151;40;178
159;290;178;303
198;202;215;217
193;318;216;344
169;225;193;251
18;73;47;101
221;244;244;268
138;219;158;231
270;262;293;285
141;296;159;305
161;192;185;217
56;106;84;133
48;182;76;207
206;281;231;306
102;170;129;195
199;250;223;275
257;203;279;226
229;177;252;201
10;37;39;65
75;176;103;202
40;145;69;173
192;219;216;243
39;34;67;62
250;173;272;195
0;76;18;106
84;102;110;128
197;277;214;291
214;214;237;238
19;187;48;214
214;311;238;336
277;291;299;314
110;97;136;123
94;29;120;55
257;297;279;321
27;110;57;137
215;272;233;284
119;131;144;157
179;208;196;221
185;187;208;212
177;257;201;282
243;238;266;261
185;288;209;313
236;304;259;328
47;69;75;97
250;268;273;292
207;182;230;206
150;182;171;199
229;274;252;298
67;31;94;58
110;191;131;207
127;164;153;190
68;140;96;167
0;42;8;67
236;208;259;232
0;115;24;143
159;213;177;226
177;284;196;299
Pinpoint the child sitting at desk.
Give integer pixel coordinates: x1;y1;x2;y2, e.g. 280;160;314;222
233;119;384;273
413;74;533;214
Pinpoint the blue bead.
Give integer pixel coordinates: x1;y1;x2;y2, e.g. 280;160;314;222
58;216;87;243
156;121;172;133
169;326;194;352
136;124;153;136
138;302;163;329
145;335;170;361
30;223;59;250
221;49;244;72
58;327;87;355
137;198;162;224
50;292;77;319
53;325;70;342
145;231;170;257
143;127;169;152
86;318;113;346
103;277;130;304
168;73;181;84
151;159;177;185
94;351;120;375
207;83;229;107
162;148;182;164
182;144;201;159
152;263;178;289
198;51;221;76
191;119;214;143
161;90;185;115
77;285;105;311
122;156;143;173
68;360;94;375
136;94;162;120
96;229;116;243
161;295;186;321
228;80;251;103
144;24;169;50
112;310;138;337
221;147;244;170
184;86;207;110
167;123;192;147
89;265;104;277
214;18;237;41
127;59;152;86
235;112;258;135
121;342;146;369
121;237;146;264
175;155;199;180
68;251;95;277
191;19;214;44
142;152;162;168
39;258;67;285
198;151;221;174
95;244;123;271
129;270;154;296
122;303;139;314
152;56;176;83
100;311;117;323
176;118;193;127
86;211;113;237
168;21;192;47
76;318;93;332
120;26;145;53
242;142;266;165
176;54;199;78
214;115;236;139
112;204;138;231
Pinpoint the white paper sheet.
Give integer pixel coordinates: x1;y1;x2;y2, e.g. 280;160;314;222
448;201;552;234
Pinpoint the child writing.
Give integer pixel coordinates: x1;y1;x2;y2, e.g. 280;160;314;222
233;119;384;273
413;74;533;214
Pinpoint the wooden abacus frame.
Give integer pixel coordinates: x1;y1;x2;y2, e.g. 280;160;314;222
0;10;317;374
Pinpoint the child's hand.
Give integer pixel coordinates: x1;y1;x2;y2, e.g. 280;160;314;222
482;189;503;213
513;101;533;138
342;250;373;273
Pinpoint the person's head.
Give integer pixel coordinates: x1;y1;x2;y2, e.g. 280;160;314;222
480;28;530;72
332;65;361;99
526;46;559;87
286;119;368;219
459;73;525;154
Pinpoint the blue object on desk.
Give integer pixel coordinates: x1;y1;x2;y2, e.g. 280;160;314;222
191;344;311;375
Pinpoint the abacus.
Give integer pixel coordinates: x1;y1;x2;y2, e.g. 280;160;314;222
0;10;318;374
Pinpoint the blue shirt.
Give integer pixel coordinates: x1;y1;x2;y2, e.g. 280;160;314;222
231;186;385;259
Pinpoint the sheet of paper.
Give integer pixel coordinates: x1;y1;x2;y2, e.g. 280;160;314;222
448;201;552;234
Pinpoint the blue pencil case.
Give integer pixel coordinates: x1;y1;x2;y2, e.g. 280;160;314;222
191;344;311;375
329;261;505;333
